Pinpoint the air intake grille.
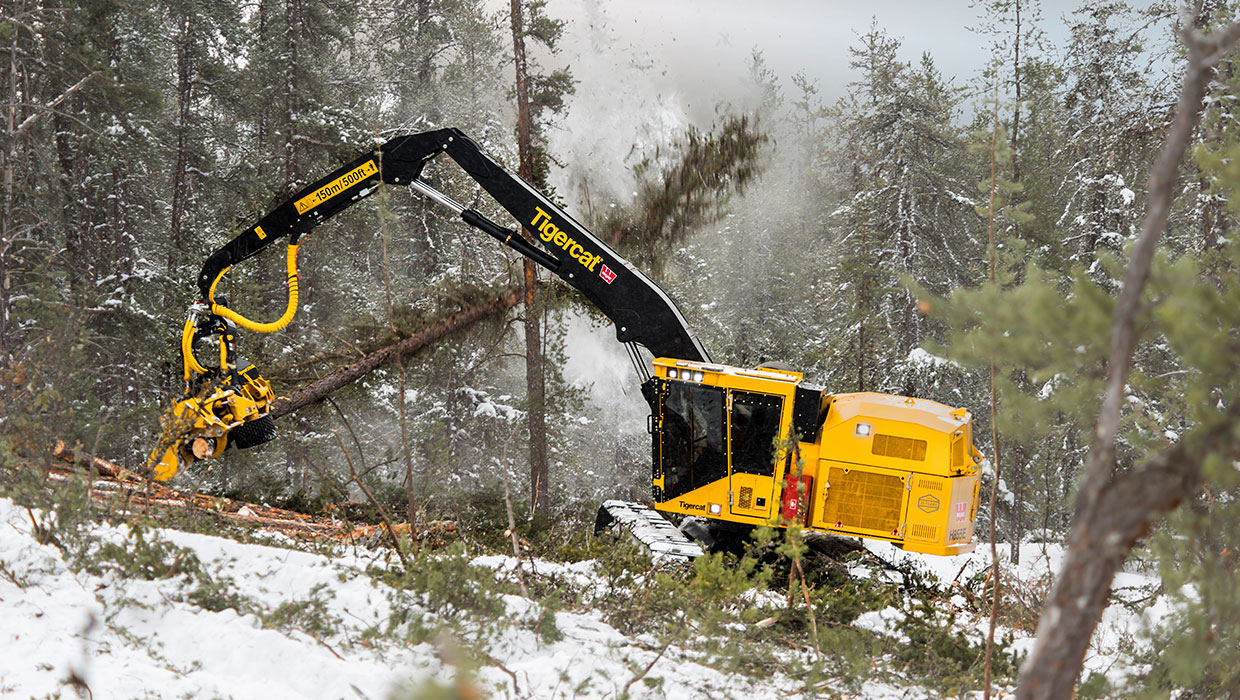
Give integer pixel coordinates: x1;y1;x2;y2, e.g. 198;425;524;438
909;523;938;541
873;434;927;461
738;486;753;509
822;467;903;533
917;478;942;491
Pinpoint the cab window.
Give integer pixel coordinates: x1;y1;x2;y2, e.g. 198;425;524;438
660;382;726;499
729;391;782;476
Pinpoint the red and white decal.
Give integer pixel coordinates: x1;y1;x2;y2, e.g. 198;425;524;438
599;264;617;284
954;502;968;523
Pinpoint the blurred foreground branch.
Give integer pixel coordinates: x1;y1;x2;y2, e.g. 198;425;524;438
1016;13;1240;699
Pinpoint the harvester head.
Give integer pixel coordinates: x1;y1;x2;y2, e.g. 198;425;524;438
147;305;278;481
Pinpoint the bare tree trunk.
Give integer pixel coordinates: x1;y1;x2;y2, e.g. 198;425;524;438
510;0;549;514
397;352;417;524
1008;0;1024;567
256;0;269;177
283;0;299;192
856;218;867;393
0;1;20;360
1017;16;1240;699
983;76;1003;700
1009;0;1022;192
169;11;195;272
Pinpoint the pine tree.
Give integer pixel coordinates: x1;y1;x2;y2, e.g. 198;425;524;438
509;0;573;513
1133;9;1240;694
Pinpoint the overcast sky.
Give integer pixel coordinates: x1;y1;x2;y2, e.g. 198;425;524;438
531;0;1112;198
542;0;1092;114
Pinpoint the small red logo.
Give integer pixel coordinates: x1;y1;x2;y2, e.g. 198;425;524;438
599;264;616;284
954;502;968;523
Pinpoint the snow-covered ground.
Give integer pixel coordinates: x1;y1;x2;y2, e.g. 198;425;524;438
857;539;1168;690
0;497;1168;699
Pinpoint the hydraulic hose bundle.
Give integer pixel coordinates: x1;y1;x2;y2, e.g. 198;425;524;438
207;243;301;335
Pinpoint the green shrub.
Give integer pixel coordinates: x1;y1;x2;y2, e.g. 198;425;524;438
892;597;1018;693
186;573;253;614
808;561;898;626
531;589;564;645
261;583;340;637
381;544;512;644
86;521;203;581
0;466;98;568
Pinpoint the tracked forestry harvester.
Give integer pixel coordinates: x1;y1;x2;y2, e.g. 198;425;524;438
149;128;981;558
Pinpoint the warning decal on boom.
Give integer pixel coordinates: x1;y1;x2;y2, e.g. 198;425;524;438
295;160;378;214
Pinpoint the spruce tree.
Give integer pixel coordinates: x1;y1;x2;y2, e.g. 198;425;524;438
1058;0;1158;271
819;23;978;393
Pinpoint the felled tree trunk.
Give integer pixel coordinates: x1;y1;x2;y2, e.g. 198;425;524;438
40;444;456;546
269;288;520;418
52;440;129;478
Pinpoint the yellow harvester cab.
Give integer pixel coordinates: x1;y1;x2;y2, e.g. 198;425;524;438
649;358;981;556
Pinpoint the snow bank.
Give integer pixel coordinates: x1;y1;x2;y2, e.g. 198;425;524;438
0;500;800;699
0;495;1171;699
0;498;429;699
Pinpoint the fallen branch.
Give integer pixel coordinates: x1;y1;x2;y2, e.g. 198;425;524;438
498;428;530;598
621;625;679;699
462;643;521;696
334;430;411;571
15;72;99;136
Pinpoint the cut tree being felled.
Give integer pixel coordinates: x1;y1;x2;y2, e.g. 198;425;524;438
267;115;766;421
269;288;522;418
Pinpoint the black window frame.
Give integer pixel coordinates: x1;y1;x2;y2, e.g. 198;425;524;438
728;390;783;477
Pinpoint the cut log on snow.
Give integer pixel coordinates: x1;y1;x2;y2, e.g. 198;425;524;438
34;453;457;547
269;288;520;418
52;440;132;479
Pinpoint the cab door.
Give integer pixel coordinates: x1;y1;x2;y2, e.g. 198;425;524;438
654;380;727;503
728;390;783;518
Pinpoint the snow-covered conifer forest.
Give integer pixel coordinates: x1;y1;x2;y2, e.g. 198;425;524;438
3;0;1240;696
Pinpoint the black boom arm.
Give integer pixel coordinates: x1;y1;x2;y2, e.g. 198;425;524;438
197;128;709;363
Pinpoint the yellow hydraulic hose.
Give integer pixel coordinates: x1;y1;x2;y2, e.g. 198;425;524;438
181;318;209;381
208;243;300;334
